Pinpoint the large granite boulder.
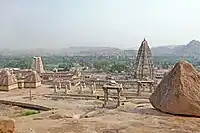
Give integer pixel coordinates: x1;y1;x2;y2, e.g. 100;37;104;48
0;117;15;133
150;60;200;116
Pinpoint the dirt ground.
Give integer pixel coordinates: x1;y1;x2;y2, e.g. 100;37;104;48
0;85;200;133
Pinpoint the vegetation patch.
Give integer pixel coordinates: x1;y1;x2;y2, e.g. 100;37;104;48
21;110;40;116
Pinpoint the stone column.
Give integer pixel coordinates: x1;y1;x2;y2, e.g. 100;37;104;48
91;85;94;94
120;83;123;95
68;81;71;90
83;82;86;89
65;85;68;94
142;83;145;92
117;88;121;107
137;82;142;96
58;82;62;90
78;85;83;94
54;85;58;93
149;83;154;93
29;88;32;101
149;83;153;93
103;88;108;107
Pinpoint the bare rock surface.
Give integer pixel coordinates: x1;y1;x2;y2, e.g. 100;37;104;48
0;116;15;133
150;60;200;116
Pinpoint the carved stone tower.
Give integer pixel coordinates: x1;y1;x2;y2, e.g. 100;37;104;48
32;57;45;74
134;39;154;80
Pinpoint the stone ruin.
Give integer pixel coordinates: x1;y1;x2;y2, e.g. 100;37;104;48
0;70;18;91
102;80;123;107
150;60;200;117
0;69;42;91
24;71;42;88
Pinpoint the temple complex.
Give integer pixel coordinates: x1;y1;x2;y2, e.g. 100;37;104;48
134;38;154;80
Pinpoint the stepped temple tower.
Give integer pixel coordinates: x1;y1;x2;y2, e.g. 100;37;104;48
134;38;154;80
32;57;45;74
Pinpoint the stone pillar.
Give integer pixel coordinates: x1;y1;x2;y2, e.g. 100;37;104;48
78;85;83;94
58;82;62;90
103;89;108;107
142;83;145;92
137;82;142;96
68;81;71;90
29;88;32;101
117;89;121;107
149;83;155;93
91;85;94;94
54;85;58;93
83;82;86;89
93;83;96;90
65;85;68;94
120;83;123;95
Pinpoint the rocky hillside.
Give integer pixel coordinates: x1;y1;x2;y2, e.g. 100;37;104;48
0;40;200;57
0;47;137;57
60;46;123;56
152;40;200;57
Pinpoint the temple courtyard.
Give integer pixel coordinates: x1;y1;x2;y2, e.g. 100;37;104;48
0;85;199;133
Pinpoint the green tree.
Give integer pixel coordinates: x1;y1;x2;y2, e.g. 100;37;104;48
110;63;128;73
93;60;110;71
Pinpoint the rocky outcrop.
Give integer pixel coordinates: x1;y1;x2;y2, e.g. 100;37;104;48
150;60;200;116
0;117;15;133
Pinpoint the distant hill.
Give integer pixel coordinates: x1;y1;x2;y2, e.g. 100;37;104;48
0;46;136;57
60;46;123;56
1;40;200;57
151;40;200;57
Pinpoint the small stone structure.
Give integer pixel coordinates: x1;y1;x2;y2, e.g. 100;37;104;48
137;80;155;96
24;71;42;88
102;81;123;107
0;70;18;91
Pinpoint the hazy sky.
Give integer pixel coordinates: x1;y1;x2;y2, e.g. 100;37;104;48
0;0;200;49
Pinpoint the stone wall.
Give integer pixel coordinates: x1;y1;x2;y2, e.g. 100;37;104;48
18;80;24;89
0;100;51;111
0;84;18;91
24;81;41;88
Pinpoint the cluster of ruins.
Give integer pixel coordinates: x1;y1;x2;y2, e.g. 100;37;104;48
0;39;169;108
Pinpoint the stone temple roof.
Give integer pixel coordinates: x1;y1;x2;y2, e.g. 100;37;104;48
0;70;18;86
24;71;41;83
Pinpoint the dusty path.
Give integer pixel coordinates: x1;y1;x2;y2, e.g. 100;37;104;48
0;85;199;133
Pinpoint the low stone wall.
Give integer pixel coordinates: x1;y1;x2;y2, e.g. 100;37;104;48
24;82;41;88
0;100;51;111
0;84;18;91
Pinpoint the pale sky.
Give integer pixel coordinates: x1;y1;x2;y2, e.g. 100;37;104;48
0;0;200;49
